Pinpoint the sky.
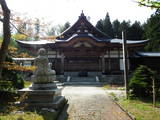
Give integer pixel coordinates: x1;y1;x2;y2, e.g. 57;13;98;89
6;0;155;26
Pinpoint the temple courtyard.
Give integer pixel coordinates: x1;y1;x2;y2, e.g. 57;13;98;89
60;85;132;120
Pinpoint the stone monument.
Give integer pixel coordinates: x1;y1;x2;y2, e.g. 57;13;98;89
18;48;67;111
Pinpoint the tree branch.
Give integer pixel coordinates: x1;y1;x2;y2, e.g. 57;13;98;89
138;2;160;8
9;22;29;37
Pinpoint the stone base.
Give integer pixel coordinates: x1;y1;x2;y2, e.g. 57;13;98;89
29;83;57;90
26;96;66;109
18;87;67;110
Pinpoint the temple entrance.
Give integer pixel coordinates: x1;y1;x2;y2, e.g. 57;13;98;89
64;57;101;72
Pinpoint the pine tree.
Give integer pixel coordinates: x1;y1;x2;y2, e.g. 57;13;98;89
95;19;104;32
144;10;160;51
112;19;121;38
103;13;114;38
57;21;70;34
129;65;157;97
128;21;144;40
120;20;131;39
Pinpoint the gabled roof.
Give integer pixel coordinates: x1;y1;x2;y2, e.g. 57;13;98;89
56;12;111;41
16;12;149;48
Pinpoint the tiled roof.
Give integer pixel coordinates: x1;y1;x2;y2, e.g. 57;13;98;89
16;40;55;45
110;39;148;44
137;52;160;57
55;33;110;42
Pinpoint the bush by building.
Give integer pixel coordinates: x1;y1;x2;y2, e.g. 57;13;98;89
129;65;160;98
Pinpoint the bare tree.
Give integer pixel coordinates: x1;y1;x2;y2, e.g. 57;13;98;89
0;0;11;78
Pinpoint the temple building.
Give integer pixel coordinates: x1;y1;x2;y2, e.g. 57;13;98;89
16;12;148;76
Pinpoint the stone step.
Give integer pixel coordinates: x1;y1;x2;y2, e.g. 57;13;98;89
63;82;102;86
70;77;96;82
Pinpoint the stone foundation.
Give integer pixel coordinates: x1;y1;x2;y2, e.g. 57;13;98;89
18;87;67;110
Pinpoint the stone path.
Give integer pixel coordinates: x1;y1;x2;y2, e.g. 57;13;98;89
62;86;132;120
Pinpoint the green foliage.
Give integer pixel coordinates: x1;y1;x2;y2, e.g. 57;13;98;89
46;27;56;36
64;22;70;30
95;12;114;38
103;84;111;89
138;0;160;8
109;92;119;101
96;19;104;32
2;56;24;90
12;34;28;41
103;13;114;38
0;80;13;92
57;21;70;34
129;65;157;97
144;10;160;51
112;19;121;38
35;19;40;35
119;98;160;120
119;20;144;40
24;81;32;88
120;20;131;32
0;112;44;120
96;13;144;40
128;21;144;40
2;69;24;90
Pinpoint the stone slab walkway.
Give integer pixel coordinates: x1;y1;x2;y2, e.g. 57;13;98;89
62;86;132;120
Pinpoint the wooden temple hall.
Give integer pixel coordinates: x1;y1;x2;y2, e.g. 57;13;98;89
17;12;148;76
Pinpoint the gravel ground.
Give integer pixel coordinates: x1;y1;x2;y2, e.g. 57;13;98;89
62;86;132;120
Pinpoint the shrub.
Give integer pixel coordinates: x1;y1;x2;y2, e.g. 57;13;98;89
129;65;159;98
0;80;19;104
1;56;24;90
0;80;13;92
2;69;24;89
0;56;24;104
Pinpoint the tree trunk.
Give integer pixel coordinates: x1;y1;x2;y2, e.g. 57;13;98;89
0;0;11;79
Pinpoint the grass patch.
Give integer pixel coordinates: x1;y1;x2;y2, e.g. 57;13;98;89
0;109;57;120
109;92;119;101
119;98;160;120
0;112;44;120
103;84;112;89
103;84;124;90
0;81;58;120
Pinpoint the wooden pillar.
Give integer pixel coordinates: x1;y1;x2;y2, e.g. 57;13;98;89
54;50;57;72
108;49;111;73
99;57;101;72
127;50;130;71
61;54;65;75
118;47;120;59
102;55;105;74
118;47;120;70
122;31;129;99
